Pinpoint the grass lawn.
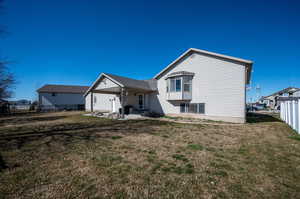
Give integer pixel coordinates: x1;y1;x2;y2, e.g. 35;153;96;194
1;111;300;198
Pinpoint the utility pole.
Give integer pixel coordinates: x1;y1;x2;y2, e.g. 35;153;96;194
255;84;261;103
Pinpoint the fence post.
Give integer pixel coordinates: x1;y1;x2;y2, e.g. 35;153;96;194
282;102;285;120
287;101;290;125
289;101;293;126
286;101;289;123
296;100;299;132
292;100;297;130
280;102;283;120
298;99;300;133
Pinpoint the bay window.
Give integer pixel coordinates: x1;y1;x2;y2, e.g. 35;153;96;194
165;71;194;100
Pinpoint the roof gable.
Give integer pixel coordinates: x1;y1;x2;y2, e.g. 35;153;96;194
266;87;300;98
153;48;253;84
84;73;157;96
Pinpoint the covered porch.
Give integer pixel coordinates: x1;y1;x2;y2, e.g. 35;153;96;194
85;73;157;119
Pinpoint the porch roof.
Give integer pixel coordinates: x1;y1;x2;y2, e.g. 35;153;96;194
85;73;157;96
92;86;155;94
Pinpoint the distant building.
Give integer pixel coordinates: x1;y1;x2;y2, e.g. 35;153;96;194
9;99;31;110
259;87;299;110
293;89;300;97
37;84;89;111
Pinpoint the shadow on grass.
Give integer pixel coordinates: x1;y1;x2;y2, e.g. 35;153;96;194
246;112;281;123
0;119;170;150
0;154;8;172
0;115;68;126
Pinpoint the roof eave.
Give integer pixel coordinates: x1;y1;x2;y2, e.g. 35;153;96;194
84;73;124;97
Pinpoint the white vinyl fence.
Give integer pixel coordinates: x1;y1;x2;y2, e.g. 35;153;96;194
280;99;300;133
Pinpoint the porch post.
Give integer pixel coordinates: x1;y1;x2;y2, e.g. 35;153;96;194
121;88;125;119
91;92;93;112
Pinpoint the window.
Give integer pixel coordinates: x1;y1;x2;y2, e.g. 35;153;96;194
184;84;191;92
169;77;181;92
183;76;192;92
138;94;144;109
52;93;56;97
170;78;175;92
166;79;169;92
175;79;181;92
180;103;205;114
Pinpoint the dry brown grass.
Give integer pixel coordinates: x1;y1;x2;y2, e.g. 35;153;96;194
0;111;300;198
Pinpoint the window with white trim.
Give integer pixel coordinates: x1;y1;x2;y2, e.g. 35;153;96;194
169;77;181;92
180;103;205;114
183;76;192;92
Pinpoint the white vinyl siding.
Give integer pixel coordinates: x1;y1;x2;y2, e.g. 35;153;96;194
39;92;85;106
151;51;246;122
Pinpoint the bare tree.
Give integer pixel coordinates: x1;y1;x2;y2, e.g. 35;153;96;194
0;62;15;99
0;0;15;100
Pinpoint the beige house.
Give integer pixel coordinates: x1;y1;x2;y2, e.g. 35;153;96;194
85;48;253;123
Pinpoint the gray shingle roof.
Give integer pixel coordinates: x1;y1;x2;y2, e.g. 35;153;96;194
84;73;158;96
165;71;195;79
104;73;157;91
37;84;89;94
266;87;299;98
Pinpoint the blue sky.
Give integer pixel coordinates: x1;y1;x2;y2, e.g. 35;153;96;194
1;0;300;102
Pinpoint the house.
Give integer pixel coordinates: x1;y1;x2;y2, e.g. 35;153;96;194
84;48;253;123
259;87;299;110
9;99;31;110
37;84;89;111
293;89;300;97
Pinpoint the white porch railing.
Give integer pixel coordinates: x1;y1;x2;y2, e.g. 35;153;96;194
280;99;300;133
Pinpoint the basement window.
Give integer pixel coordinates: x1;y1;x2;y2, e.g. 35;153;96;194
180;103;205;114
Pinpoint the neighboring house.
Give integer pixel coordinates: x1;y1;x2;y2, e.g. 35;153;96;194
85;48;253;123
9;99;31;110
258;96;271;107
260;87;299;110
293;89;300;97
37;84;89;111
